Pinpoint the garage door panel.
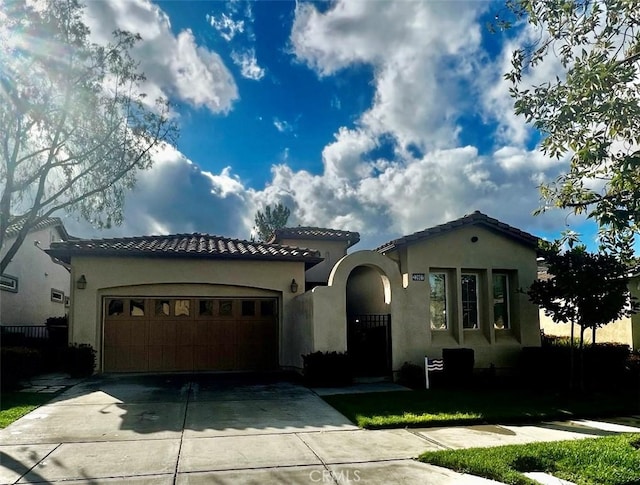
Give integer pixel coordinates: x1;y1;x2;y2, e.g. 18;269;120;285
104;298;277;372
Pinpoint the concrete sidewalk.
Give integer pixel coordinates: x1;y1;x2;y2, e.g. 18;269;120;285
1;375;639;484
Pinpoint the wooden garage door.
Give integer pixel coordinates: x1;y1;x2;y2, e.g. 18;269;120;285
103;298;278;372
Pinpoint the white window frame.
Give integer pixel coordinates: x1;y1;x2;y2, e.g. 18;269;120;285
429;272;448;330
461;273;480;329
0;274;18;293
51;288;65;303
493;273;510;329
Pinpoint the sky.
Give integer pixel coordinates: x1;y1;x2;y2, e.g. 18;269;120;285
59;0;597;250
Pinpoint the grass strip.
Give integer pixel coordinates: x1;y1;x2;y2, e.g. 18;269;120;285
323;389;640;428
419;433;640;485
0;392;59;428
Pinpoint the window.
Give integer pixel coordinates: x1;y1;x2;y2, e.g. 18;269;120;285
429;273;447;330
154;299;171;316
51;288;65;303
461;274;479;329
493;273;510;329
218;300;233;316
260;300;276;317
199;300;214;316
0;274;18;293
241;300;255;316
174;299;190;317
107;299;124;316
130;299;145;316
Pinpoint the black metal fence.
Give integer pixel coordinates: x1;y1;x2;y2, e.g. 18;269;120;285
1;325;68;347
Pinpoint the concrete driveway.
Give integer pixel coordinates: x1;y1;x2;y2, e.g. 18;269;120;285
0;374;499;484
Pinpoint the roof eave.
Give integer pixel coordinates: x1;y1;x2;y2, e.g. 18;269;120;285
46;248;323;267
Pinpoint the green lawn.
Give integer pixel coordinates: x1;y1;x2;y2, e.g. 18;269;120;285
419;433;640;485
323;389;640;428
0;392;58;428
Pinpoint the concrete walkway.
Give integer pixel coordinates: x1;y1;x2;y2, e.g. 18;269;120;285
1;375;639;484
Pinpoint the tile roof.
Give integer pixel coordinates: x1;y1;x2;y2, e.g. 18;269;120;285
5;216;69;240
271;226;360;249
46;233;323;268
376;211;539;253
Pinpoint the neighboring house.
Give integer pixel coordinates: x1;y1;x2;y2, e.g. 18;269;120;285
270;227;360;291
539;271;640;350
1;217;71;326
48;211;542;375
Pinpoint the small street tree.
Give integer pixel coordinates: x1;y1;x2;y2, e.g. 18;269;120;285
253;203;290;242
0;0;177;273
503;0;640;263
528;241;637;389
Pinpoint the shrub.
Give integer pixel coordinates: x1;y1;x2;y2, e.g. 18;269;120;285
62;343;96;378
1;347;43;390
397;362;425;389
521;342;632;390
302;351;351;387
45;315;68;327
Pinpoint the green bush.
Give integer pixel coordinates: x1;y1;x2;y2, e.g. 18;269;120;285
1;347;43;390
302;351;351;387
62;343;96;378
397;362;425;389
521;342;632;390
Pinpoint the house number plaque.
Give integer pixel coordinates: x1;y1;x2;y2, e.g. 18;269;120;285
412;273;425;281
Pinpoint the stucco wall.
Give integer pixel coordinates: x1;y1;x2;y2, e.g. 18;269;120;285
305;226;541;375
390;225;541;368
539;276;640;350
69;256;307;371
278;238;348;285
1;226;70;325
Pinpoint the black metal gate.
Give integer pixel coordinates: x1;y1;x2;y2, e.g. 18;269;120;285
347;314;391;377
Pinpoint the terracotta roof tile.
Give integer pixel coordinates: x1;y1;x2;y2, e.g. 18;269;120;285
271;226;360;248
5;216;70;240
376;211;538;252
47;233;323;268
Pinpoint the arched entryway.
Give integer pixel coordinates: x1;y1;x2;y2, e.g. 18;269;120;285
346;265;392;377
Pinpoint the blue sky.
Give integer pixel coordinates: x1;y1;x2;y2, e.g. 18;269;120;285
62;0;600;250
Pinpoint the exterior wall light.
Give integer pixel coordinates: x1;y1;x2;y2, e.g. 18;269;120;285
290;278;299;293
76;274;87;290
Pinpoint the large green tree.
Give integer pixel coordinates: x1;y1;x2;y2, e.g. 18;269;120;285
0;0;177;273
505;0;640;261
253;203;290;242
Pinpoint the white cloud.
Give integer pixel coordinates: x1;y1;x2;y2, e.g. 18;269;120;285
62;144;252;240
291;1;486;152
63;1;584;250
231;49;265;80
83;0;238;114
273;118;293;133
207;12;245;42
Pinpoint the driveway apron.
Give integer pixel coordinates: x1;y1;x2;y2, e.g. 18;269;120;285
0;374;500;484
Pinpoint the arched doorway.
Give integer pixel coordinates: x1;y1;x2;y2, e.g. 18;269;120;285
346;265;392;377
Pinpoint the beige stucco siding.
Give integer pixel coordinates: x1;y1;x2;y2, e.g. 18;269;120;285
1;226;70;325
69;256;307;371
278;239;348;285
384;225;540;369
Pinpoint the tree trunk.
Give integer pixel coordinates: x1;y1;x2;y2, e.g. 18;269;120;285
569;321;575;391
579;325;586;393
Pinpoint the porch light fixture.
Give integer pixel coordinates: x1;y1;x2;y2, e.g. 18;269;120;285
76;274;87;290
290;278;298;293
